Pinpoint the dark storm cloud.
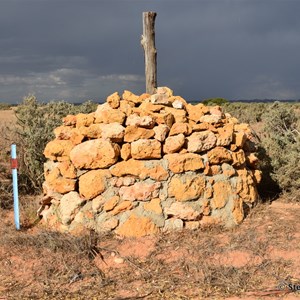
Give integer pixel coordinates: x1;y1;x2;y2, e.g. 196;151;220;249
0;0;300;103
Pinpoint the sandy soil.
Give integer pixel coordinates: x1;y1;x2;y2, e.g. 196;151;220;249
0;110;16;124
0;197;300;299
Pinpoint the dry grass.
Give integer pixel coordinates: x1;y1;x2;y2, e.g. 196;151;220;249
0;199;300;299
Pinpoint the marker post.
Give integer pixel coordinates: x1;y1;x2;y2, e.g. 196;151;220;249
11;144;20;230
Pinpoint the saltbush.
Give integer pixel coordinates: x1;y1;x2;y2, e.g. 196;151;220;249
15;95;97;192
260;102;300;194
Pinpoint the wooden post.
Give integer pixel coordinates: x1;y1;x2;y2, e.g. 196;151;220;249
141;12;157;94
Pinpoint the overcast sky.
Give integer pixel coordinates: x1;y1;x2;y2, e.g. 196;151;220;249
1;0;300;104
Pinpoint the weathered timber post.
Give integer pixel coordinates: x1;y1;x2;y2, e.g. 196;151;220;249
141;11;157;94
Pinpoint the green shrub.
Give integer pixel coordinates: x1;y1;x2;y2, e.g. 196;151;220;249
260;102;300;194
202;98;228;106
15;95;98;193
0;103;12;110
223;102;267;124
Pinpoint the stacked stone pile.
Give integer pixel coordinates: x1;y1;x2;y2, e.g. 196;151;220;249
41;87;262;237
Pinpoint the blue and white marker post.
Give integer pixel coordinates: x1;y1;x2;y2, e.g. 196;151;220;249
11;144;20;230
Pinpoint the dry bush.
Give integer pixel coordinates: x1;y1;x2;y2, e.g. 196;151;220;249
260;102;300;195
14;95;97;193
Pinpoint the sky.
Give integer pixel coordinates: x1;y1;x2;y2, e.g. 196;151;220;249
1;0;300;104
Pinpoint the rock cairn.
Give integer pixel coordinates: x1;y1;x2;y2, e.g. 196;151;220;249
41;87;262;237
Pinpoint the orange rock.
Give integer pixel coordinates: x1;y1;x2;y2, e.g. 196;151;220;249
107;92;120;108
221;163;236;177
58;160;77;179
111;201;133;216
146;164;169;181
165;202;201;220
45;167;76;194
168;95;188;107
126;113;155;128
207;147;232;164
138;93;151;102
119;100;134;116
94;105;126;124
169;122;192;136
139;102;164;112
62;115;77;126
100;123;125;142
202;200;211;215
131;139;162;159
163;107;187;123
103;196;120;211
54;126;84;145
232;197;244;224
164;153;204;173
97;218;119;233
246;153;259;168
79;169;111;200
230;144;238;151
233;131;247;148
204;186;213;199
122;90;140;104
156;86;174;97
44;140;74;161
212;181;232;209
119;182;161;201
186;103;209;122
168;174;206;202
235;170;258;203
200;114;222;124
252;169;262;184
187;131;217;152
232;149;246;167
115;214;159;237
110;159;144;178
78;124;103;139
70;139;120;169
192;122;210;132
163;134;185;154
76;113;95;128
153;124;170;142
124;126;155;142
149;112;175;128
210;165;221;175
143;198;162;214
120;143;131;161
59;191;86;225
216;124;234;146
